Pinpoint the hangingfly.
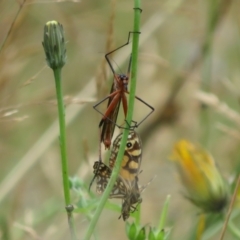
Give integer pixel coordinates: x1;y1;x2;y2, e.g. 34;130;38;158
93;32;154;150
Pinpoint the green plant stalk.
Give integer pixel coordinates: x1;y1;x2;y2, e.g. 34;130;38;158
54;69;70;204
158;195;170;230
84;1;141;239
53;68;77;240
157;195;171;240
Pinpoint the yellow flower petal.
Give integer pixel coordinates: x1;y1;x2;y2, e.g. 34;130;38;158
170;139;228;212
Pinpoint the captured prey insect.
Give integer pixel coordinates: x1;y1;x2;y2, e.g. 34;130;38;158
93;31;154;149
120;174;155;221
93;160;143;221
93;131;142;193
91;131;148;220
109;130;142;183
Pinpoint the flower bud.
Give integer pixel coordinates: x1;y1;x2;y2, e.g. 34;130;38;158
126;222;146;240
126;222;137;239
148;227;165;240
42;21;66;69
170;140;228;212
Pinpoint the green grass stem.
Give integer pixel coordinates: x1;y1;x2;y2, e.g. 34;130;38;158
53;68;77;240
158;195;171;230
83;1;141;239
54;68;70;204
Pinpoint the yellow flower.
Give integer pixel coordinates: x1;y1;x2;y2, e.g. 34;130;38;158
170;140;228;212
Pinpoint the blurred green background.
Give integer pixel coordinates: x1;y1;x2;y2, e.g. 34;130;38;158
0;0;240;239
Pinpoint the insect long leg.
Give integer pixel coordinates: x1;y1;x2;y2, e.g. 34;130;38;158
94;92;154;131
120;54;132;117
105;32;140;75
127;54;132;78
133;95;154;127
121;91;128;118
122;119;138;130
114;93;155;130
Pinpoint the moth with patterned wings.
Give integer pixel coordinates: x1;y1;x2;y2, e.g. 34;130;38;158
92;131;151;220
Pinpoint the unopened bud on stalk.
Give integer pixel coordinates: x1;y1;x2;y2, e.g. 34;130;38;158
42;21;66;69
126;222;146;240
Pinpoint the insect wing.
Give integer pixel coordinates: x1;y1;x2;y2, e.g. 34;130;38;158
92;161;123;195
109;175;135;199
100;82;121;149
109;131;142;181
119;178;142;221
108;131;142;202
93;161;112;194
108;132;122;169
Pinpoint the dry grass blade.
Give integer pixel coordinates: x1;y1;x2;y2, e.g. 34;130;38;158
195;91;240;126
14;222;41;240
0;96;94;116
0;115;29;122
0;0;27;55
95;0;116;100
216;123;240;140
20;65;47;87
25;0;81;4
